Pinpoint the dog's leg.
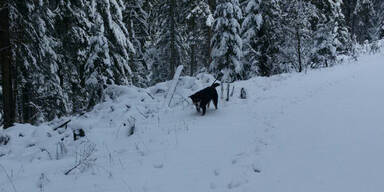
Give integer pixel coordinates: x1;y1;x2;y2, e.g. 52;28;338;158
201;104;206;116
213;95;218;109
207;101;210;109
195;104;200;112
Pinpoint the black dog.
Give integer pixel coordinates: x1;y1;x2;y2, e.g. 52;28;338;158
189;83;220;115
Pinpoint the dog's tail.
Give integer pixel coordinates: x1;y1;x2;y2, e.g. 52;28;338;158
211;83;220;88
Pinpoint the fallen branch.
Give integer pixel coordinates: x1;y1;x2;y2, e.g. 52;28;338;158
146;92;155;100
53;120;71;131
64;162;81;175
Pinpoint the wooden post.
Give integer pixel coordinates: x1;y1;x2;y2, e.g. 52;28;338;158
220;83;224;99
226;83;230;101
164;65;183;108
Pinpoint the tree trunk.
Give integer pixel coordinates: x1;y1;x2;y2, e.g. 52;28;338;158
207;0;216;69
207;28;212;68
169;0;177;79
190;43;196;76
296;26;302;73
0;5;15;128
208;0;216;12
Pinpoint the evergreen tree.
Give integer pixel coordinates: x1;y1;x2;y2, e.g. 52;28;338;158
185;0;212;75
280;0;316;72
97;0;135;85
151;0;186;83
372;0;384;40
81;0;112;110
56;0;91;114
331;0;351;54
341;0;357;38
241;0;262;78
256;0;282;76
9;0;136;123
123;0;150;87
11;0;67;122
210;0;243;82
310;0;351;68
354;0;376;43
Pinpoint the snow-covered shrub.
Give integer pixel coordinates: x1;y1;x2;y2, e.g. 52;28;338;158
0;134;10;146
65;142;97;175
240;88;247;99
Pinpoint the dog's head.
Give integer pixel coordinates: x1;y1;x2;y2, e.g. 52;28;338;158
189;94;200;106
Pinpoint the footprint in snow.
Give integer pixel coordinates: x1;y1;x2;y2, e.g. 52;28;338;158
252;164;261;173
227;180;246;189
153;163;164;169
213;169;220;176
210;182;216;189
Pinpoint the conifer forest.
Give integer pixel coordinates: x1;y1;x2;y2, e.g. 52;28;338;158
0;0;383;127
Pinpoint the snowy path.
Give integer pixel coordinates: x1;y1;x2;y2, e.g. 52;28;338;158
130;53;384;192
255;54;384;192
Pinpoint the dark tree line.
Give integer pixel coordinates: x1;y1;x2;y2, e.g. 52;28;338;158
0;1;15;128
0;0;383;128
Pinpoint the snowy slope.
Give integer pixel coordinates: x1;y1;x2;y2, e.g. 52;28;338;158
1;51;384;192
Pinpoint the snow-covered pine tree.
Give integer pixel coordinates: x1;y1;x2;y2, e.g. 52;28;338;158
310;0;351;68
80;0;112;110
142;0;161;83
55;0;92;114
330;0;351;54
96;0;135;86
207;0;217;69
210;0;243;82
9;0;137;122
123;0;150;87
71;0;136;110
354;0;376;43
256;0;282;76
241;0;262;78
81;0;136;109
341;0;357;37
35;1;70;121
185;0;212;76
372;0;384;40
11;0;67;123
379;2;384;39
151;0;186;83
280;0;316;72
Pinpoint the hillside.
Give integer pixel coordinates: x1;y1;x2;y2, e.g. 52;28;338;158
1;51;384;192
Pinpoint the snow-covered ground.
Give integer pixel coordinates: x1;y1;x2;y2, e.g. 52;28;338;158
1;51;384;192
